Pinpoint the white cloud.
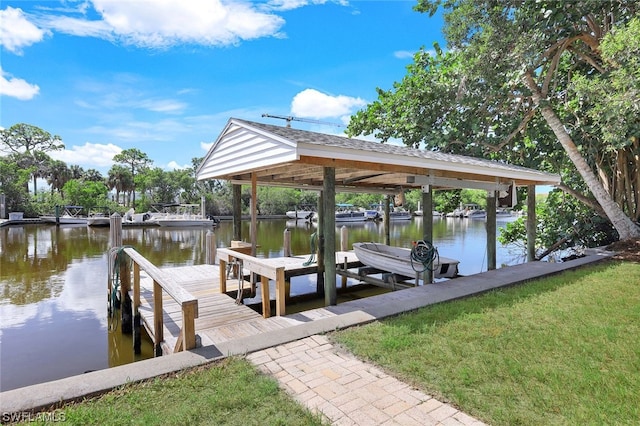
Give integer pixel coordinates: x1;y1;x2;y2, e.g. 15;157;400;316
137;98;187;114
41;0;286;48
166;160;191;170
394;50;415;59
0;66;40;100
0;6;48;54
50;142;122;171
290;88;366;119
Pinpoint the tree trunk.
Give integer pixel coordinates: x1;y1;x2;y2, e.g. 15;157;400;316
524;73;640;240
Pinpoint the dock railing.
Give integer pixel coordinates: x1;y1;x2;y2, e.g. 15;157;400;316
217;247;285;318
122;247;199;355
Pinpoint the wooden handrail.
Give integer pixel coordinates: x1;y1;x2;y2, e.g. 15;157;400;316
122;247;198;354
217;248;286;318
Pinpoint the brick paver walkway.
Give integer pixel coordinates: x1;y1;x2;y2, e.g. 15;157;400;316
247;335;487;426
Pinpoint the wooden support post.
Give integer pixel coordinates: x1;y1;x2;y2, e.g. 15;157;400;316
108;213;122;304
153;280;163;356
132;263;141;354
384;195;391;245
316;192;325;296
486;190;497;270
275;267;286;316
261;275;271;318
219;258;227;293
180;301;197;351
283;228;291;257
323;167;337;306
120;251;132;334
341;256;348;289
340;226;348;252
109;213;122;248
233;184;242;241
206;230;216;265
250;173;258;293
422;186;434;284
527;185;537;262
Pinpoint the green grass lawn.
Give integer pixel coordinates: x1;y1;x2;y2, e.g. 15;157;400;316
34;358;325;426
331;260;640;425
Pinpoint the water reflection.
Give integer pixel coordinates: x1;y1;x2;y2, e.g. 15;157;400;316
0;216;522;391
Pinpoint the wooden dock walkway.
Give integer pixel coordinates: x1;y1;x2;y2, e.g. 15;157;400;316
135;251;362;355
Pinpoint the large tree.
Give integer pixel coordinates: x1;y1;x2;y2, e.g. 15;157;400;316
46;159;70;196
113;148;151;208
0;123;64;194
349;1;640;240
107;164;133;206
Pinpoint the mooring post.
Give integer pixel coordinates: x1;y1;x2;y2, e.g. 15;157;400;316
283;228;291;257
205;230;216;265
340;225;348;252
109;213;122;247
120;255;132;334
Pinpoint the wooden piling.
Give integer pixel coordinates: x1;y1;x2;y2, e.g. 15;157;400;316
283;228;291;257
120;254;132;335
206;230;216;265
109;213;122;248
340;226;348;252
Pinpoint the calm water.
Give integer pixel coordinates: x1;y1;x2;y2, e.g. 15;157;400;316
0;216;522;391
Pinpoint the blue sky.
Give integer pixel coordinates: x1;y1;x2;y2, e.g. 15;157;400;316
1;0;445;176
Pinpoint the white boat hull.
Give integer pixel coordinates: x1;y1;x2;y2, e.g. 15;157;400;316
86;216;110;226
40;215;88;225
353;242;459;279
286;211;315;220
388;212;412;221
154;218;216;227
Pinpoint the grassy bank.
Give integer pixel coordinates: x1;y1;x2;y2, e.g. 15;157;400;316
331;260;640;425
31;358;325;426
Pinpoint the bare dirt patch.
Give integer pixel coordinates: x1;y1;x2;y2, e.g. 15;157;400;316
606;237;640;262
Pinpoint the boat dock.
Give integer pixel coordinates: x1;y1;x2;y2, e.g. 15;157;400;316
127;247;364;355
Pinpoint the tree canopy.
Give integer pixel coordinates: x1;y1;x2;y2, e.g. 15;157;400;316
113;148;152;208
1;123;65;194
348;0;640;241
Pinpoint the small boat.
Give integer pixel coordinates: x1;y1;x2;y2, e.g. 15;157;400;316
463;203;486;218
369;203;412;221
86;213;110;227
149;203;218;227
40;206;88;225
465;210;487;219
496;208;514;218
335;204;367;223
388;208;412;221
364;209;381;221
353;242;460;280
286;204;316;221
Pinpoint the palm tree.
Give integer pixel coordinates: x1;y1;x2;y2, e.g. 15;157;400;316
113;148;151;208
107;165;133;206
84;169;103;182
46;160;70;196
69;165;84;180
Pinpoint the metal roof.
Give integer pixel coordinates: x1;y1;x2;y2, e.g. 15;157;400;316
196;118;560;193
